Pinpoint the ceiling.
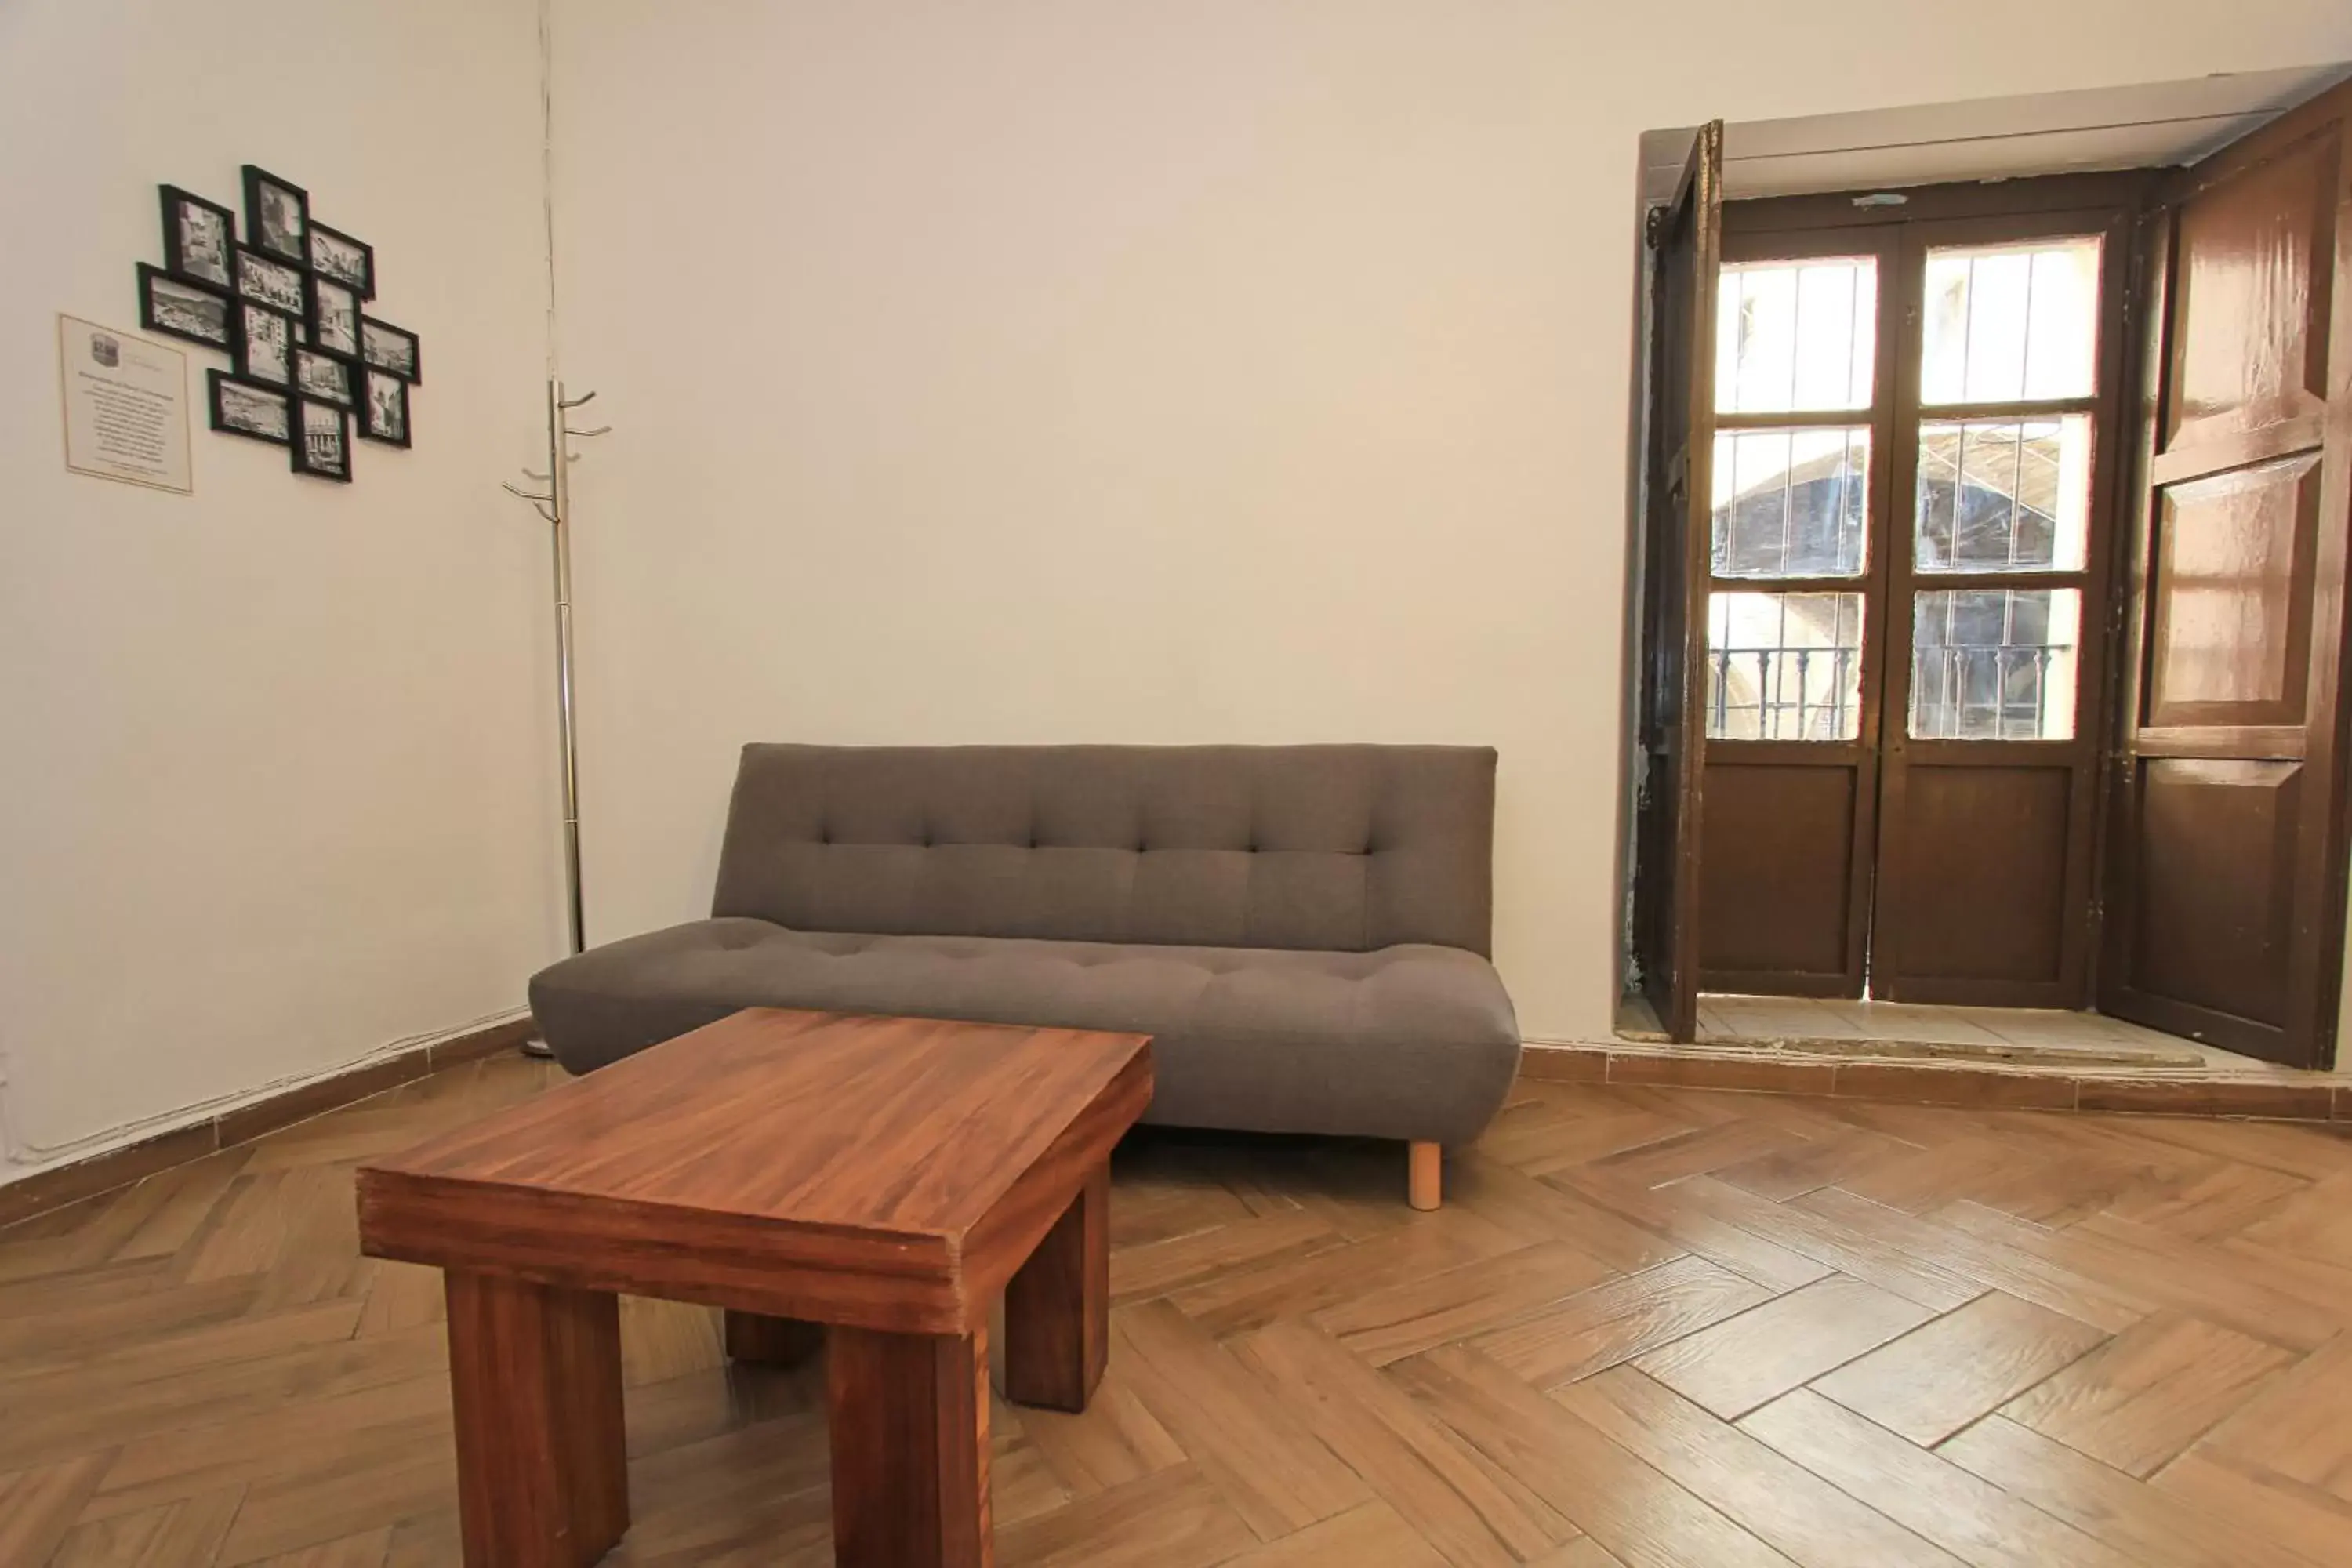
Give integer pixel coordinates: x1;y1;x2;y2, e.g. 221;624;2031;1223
1640;64;2352;204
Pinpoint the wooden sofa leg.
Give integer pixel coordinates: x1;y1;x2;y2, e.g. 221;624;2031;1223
1408;1141;1442;1210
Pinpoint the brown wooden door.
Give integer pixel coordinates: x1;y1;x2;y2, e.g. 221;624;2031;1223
2100;84;2352;1066
1698;180;2142;1007
1632;122;1722;1042
1695;226;1899;1000
1871;210;2136;1005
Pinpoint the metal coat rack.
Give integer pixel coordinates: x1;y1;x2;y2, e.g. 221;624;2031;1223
504;380;609;1054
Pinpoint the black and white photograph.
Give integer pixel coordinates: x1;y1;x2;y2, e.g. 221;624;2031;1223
309;274;361;360
292;346;352;406
292;397;350;481
137;263;230;350
158;184;234;289
234;246;307;314
233;301;296;387
359;317;419;383
207;370;291;445
360;368;410;448
241;165;308;264
307;221;373;298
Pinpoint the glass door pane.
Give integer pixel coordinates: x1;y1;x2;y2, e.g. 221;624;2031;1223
1707;591;1866;740
1920;238;2101;405
1909;587;2082;739
1713;426;1871;577
1716;256;1877;412
1915;414;2092;573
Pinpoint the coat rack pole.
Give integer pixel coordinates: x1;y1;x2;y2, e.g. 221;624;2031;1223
548;376;586;958
506;378;607;1059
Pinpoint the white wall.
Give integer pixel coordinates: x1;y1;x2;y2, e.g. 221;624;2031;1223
551;0;2352;1047
0;0;563;1177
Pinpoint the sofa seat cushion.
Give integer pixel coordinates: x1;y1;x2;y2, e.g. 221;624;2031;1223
529;919;1520;1146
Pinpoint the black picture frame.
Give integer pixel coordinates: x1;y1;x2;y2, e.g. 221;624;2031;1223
158;184;235;291
358;316;420;383
307;220;375;299
241;165;309;265
291;397;352;481
137;262;230;350
234;246;307;315
208;369;292;446
307;273;362;361
360;368;411;448
232;300;299;389
292;346;354;408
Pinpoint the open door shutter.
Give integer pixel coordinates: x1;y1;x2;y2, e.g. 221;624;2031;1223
2100;83;2352;1066
1632;122;1724;1043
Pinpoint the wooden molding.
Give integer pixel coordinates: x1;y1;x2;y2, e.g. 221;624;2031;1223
0;1014;538;1230
1722;169;2154;235
1522;1042;2352;1123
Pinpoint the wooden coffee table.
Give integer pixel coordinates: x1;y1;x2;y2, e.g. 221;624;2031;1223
356;1008;1153;1568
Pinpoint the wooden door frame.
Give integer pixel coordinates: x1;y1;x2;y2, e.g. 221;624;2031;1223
1635;107;2352;1057
1722;172;2157;237
1691;176;2147;1009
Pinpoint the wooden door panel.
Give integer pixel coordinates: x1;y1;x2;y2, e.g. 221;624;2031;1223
1631;122;1722;1042
1869;207;2134;1007
2147;453;2322;728
1880;764;2074;998
1688;224;1900;1004
2131;758;2299;1030
2102;82;2352;1068
1698;762;1859;992
2166;130;2338;449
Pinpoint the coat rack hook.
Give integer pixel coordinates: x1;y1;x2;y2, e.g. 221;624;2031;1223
566;424;613;438
558;388;599;410
502;480;554;503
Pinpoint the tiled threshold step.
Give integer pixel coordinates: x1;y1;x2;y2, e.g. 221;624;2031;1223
1524;1039;2352;1123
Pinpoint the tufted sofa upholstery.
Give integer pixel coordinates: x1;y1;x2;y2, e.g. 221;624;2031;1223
528;744;1522;1147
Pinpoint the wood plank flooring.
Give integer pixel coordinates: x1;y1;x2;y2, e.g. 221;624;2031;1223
8;1054;2352;1565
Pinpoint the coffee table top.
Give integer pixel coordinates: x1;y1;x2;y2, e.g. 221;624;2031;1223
357;1009;1152;1332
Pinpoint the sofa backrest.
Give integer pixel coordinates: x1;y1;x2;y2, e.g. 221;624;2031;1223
711;744;1497;956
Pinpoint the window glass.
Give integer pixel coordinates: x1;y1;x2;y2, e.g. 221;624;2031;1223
1915;415;2092;573
1921;238;2100;405
1910;588;2081;739
1715;256;1877;414
1713;427;1871;579
1706;592;1865;741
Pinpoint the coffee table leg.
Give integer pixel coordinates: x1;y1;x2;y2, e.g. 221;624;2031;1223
724;1310;824;1366
1002;1162;1109;1412
443;1271;629;1568
827;1325;992;1568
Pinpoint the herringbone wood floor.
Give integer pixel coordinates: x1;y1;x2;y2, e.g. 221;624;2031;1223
9;1056;2352;1565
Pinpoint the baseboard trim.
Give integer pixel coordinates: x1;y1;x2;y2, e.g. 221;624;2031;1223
0;1015;539;1230
17;1024;2326;1232
1520;1041;2352;1123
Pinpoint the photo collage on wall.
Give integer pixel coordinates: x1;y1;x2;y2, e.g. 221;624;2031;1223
142;166;421;482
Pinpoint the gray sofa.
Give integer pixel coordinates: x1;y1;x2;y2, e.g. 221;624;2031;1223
529;744;1521;1205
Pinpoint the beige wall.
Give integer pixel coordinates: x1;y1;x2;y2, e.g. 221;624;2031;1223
0;0;561;1176
9;6;2344;1190
548;0;2352;1046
